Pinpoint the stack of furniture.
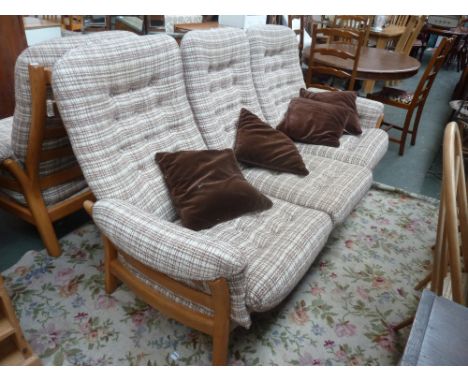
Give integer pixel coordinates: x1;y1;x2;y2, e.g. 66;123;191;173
0;276;40;365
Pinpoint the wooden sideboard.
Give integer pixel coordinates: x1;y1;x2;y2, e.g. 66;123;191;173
0;16;28;118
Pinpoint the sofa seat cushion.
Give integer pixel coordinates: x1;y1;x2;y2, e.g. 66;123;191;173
206;197;333;313
295;128;389;170
0;117;14;162
243;154;372;225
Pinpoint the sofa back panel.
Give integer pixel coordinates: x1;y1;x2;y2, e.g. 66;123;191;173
246;25;306;128
53;35;207;220
181;28;264;149
12;31;136;168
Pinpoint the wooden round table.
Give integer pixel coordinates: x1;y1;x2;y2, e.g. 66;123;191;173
304;44;421;92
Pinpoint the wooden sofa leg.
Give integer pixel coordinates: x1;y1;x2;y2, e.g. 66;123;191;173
83;201;120;294
209;279;230;366
103;235;120;294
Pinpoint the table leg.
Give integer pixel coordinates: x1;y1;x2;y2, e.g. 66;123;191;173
363;80;375;94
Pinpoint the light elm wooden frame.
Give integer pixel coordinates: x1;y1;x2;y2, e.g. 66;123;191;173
395;122;468;331
0;64;94;257
306;25;364;91
368;37;454;156
83;201;231;365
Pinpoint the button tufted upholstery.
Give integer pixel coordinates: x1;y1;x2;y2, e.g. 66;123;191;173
53;34;335;328
246;25;306;128
246;25;388;170
181;27;265;149
8;30;136;206
243;154;372;224
181;27;372;224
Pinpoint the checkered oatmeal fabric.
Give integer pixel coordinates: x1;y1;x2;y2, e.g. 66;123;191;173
53;35;206;219
295;129;389;170
53;34;334;328
181;28;264;149
92;197;333;327
244;154;373;225
10;31;135;206
246;26;388;169
246;25;306;128
0;117;14;162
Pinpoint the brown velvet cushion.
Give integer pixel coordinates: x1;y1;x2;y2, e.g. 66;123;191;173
155;149;273;231
234;108;309;176
299;88;362;135
277;97;347;147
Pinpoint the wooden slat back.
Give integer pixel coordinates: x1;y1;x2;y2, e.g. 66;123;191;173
432;122;468;305
412;37;454;107
331;15;370;45
25;64;84;190
288;15;305;59
306;24;364;91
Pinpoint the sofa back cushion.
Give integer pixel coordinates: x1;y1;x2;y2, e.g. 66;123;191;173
246;25;306;128
181;28;264;149
52;35;207;221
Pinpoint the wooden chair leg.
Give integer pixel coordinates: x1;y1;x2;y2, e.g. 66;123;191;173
25;189;61;257
399;110;414;156
209;279;230;366
410;105;425;146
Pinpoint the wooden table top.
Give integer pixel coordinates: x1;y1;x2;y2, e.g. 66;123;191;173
23;16;61;30
369;25;406;38
305;44;421;81
174;21;220;33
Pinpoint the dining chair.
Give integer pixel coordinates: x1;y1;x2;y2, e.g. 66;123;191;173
288;15;305;59
305;24;364;91
387;15;411;27
394;122;468;332
331;15;370;46
394;16;426;56
367;37;454;155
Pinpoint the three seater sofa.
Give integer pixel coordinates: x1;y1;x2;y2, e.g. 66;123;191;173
49;26;388;365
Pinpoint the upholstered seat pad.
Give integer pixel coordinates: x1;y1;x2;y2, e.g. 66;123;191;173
243;154;373;225
295;128;389;169
0;117;13;162
206;197;332;314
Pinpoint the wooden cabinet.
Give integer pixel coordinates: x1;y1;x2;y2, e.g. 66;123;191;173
0;16;28;118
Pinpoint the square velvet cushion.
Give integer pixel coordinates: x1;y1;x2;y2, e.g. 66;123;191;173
277;97;348;147
300;88;362;135
155;149;273;231
234;108;309;176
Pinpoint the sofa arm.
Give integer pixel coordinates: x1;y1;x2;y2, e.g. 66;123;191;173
355;96;384;130
92;199;246;282
306;87;384;130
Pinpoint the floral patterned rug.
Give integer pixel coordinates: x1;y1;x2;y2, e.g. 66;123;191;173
2;184;438;365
